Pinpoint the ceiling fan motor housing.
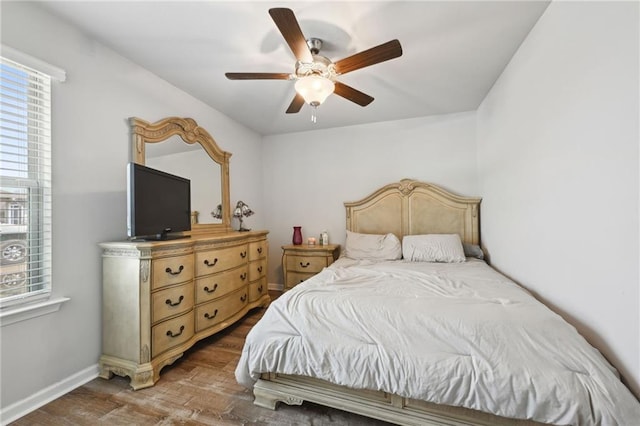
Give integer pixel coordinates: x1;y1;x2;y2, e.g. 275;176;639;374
306;38;323;55
295;54;336;80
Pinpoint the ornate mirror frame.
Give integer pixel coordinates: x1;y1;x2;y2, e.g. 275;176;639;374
130;116;232;234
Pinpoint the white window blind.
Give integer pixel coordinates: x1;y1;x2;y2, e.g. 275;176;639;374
0;56;52;306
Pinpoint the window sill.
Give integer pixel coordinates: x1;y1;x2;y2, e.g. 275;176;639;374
0;297;70;327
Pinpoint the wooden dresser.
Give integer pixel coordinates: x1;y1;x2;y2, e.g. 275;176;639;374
281;244;340;291
98;231;269;389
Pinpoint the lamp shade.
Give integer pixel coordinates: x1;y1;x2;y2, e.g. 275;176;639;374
295;75;335;106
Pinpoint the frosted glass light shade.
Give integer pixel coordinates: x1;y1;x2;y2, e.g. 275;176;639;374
295;75;335;106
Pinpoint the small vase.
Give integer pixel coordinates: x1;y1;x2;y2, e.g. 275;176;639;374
292;226;303;245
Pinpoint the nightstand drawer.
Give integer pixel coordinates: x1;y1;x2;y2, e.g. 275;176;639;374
195;244;248;277
152;255;194;290
286;255;327;273
151;281;194;324
287;271;315;287
195;287;248;332
151;311;194;358
194;266;248;304
282;244;340;291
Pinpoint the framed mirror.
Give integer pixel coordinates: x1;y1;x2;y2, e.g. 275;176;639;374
130;117;232;234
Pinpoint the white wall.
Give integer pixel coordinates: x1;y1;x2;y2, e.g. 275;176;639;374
0;1;263;413
477;1;639;396
261;112;478;284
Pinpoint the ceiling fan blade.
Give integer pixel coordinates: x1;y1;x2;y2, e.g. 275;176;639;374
334;39;403;75
334;82;374;107
268;8;313;63
286;93;305;114
225;72;291;80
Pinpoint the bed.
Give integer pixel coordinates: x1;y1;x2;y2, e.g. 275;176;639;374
235;179;640;425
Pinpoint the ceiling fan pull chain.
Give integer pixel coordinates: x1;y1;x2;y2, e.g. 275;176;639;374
311;106;318;123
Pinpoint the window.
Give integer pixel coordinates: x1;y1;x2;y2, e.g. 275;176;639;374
0;56;52;307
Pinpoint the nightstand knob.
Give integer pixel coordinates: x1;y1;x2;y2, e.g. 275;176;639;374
300;262;310;268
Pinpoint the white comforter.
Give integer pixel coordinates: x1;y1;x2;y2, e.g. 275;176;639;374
236;258;640;425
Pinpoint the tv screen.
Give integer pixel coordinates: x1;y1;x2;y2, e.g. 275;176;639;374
127;163;191;240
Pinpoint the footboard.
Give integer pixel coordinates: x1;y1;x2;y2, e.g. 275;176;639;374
253;374;544;426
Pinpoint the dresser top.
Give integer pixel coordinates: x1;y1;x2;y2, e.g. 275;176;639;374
100;230;268;252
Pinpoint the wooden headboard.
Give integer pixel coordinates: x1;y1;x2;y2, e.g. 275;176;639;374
344;179;481;245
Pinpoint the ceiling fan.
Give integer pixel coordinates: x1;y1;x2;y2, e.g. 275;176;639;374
225;8;403;119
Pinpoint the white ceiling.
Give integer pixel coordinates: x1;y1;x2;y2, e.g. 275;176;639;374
37;1;550;136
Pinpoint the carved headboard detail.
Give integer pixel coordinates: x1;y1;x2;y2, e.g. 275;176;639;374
344;179;481;245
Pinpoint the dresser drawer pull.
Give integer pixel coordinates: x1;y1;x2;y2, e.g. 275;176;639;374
240;251;247;259
257;247;263;254
204;284;218;294
240;293;247;302
300;262;310;268
165;265;184;275
204;258;218;267
258;285;263;293
240;272;247;281
257;266;263;273
166;325;185;338
165;295;184;307
204;309;219;320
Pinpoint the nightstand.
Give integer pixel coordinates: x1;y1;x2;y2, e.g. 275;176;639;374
282;244;340;290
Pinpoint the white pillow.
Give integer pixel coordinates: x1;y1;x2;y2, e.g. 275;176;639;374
402;234;466;263
344;230;402;260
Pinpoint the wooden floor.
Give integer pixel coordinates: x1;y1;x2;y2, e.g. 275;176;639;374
12;291;393;425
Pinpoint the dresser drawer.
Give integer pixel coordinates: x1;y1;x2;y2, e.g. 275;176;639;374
195;288;248;332
195;244;248;277
286;255;327;273
151;311;194;358
194;266;248;304
152;255;194;290
249;258;267;282
151;281;194;324
249;277;267;302
249;240;267;261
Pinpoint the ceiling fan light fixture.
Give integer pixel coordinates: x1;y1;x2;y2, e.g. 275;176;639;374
294;75;335;107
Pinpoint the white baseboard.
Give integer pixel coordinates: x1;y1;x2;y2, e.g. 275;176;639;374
1;364;99;425
268;282;283;291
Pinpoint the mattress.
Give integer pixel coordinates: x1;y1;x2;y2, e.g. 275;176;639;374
236;258;640;425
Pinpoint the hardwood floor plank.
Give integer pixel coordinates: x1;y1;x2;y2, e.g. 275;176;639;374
11;292;392;425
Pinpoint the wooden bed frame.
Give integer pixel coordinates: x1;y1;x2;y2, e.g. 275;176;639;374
252;180;542;426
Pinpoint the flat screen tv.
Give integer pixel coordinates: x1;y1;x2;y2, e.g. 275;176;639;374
127;162;191;240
